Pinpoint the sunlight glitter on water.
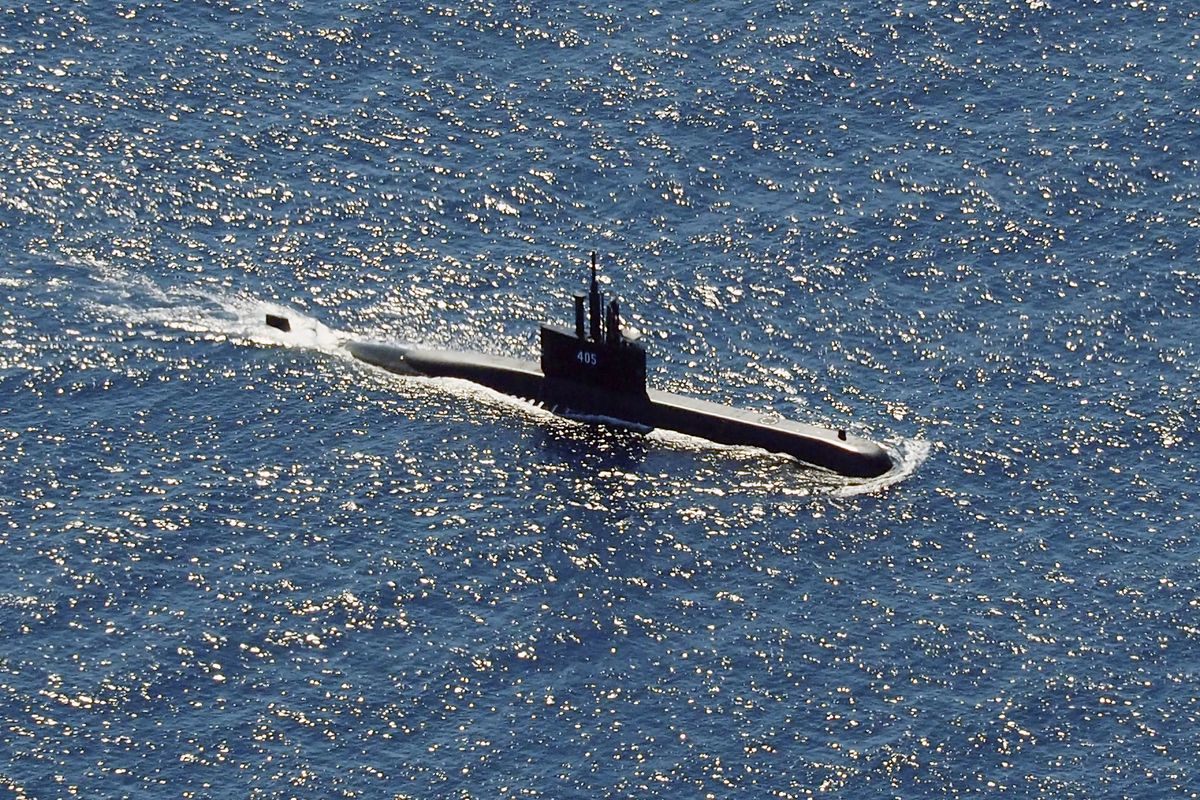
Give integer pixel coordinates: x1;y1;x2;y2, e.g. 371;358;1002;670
3;1;1200;797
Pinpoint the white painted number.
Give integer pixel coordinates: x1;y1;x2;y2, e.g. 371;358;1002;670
576;350;597;366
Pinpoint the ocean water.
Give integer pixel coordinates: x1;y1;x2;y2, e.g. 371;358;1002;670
2;1;1199;797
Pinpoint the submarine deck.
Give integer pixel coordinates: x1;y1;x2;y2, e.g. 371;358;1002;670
346;339;891;478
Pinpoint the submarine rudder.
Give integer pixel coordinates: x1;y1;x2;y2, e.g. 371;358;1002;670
265;313;291;332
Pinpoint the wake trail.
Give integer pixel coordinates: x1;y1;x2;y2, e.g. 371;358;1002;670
83;266;352;358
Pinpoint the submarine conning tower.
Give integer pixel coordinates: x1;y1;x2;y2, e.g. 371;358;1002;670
540;252;648;397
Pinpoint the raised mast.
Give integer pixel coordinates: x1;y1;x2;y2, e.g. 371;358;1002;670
588;251;603;342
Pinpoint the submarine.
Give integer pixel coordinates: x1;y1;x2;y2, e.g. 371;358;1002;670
266;254;893;478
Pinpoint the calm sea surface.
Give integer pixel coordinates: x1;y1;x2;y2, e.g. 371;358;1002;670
2;1;1199;797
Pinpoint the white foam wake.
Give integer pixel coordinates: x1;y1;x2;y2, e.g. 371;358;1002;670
82;265;349;357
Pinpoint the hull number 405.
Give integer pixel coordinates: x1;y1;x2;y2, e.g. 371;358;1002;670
576;351;598;366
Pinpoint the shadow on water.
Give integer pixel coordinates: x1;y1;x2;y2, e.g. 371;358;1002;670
530;417;651;473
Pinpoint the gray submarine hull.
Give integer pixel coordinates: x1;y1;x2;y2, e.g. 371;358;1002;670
346;340;893;478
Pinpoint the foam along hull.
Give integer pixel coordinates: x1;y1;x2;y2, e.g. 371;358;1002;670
347;340;892;478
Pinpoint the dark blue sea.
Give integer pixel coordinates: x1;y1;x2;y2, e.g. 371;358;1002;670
2;1;1199;797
